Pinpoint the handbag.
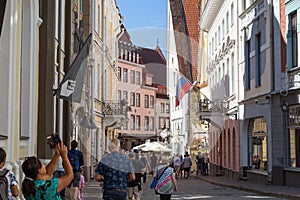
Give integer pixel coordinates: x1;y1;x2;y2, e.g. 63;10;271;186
149;166;168;190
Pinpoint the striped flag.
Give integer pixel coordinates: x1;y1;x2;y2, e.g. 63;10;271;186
175;76;192;107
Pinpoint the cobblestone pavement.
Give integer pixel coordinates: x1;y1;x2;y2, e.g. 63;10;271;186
83;174;299;199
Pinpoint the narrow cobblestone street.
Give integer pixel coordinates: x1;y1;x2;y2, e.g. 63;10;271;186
83;174;296;199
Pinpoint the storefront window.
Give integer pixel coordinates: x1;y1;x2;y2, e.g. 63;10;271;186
288;106;300;168
251;117;267;170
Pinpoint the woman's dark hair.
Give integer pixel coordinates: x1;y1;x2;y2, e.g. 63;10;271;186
21;156;42;197
0;147;6;163
71;140;78;150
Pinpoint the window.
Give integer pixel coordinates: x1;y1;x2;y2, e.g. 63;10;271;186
131;115;135;130
97;4;101;34
144;116;149;131
150;117;154;131
245;40;251;90
117;67;121;81
166;118;170;129
255;33;261;86
215;32;217;50
212;38;214;53
291;12;298;68
160;118;165;129
136;71;140;85
161;103;165;113
231;3;234;26
231;53;235;95
123;68;128;82
117;90;121;101
166;103;170;113
123;91;128;101
251;117;267;171
226;12;229;33
144;95;149;108
289;106;300;167
218;26;221;45
130;92;135;106
136;93;140;107
136;115;140;130
150;95;154;108
222;19;225;40
130;70;135;84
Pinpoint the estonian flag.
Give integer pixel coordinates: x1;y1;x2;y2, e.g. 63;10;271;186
55;33;92;103
175;76;192;107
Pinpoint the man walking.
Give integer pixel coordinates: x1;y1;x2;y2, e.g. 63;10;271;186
66;140;84;200
95;139;135;200
127;152;144;200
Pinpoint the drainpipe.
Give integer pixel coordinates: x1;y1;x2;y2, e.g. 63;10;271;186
269;0;274;184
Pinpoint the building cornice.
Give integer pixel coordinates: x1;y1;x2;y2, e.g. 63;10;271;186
199;0;222;30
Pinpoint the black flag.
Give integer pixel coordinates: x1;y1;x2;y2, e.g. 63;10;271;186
56;33;92;103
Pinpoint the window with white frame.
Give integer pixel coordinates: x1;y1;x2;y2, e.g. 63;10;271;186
118;90;121;101
123;68;128;82
130;70;135;84
136;93;140;107
166;103;170;113
150;117;154;131
231;53;235;95
130;92;135;106
144;116;149;131
136;115;140;130
145;95;149;108
226;11;229;33
117;67;121;81
131;115;135;130
231;3;234;26
123;91;128;101
150;95;154;108
222;19;225;40
161;103;165;113
136;71;141;85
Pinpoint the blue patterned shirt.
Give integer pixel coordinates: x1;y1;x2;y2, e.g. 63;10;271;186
25;178;61;200
95;152;135;190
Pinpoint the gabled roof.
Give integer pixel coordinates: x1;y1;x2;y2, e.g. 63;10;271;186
139;46;166;86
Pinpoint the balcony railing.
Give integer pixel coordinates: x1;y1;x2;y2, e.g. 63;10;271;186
101;100;130;116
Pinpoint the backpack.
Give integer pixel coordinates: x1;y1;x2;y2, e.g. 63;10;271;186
68;150;80;171
0;169;9;200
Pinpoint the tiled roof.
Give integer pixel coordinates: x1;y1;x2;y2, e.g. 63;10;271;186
139;46;167;86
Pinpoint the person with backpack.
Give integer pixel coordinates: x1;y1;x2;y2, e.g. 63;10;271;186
153;159;178;200
0;147;19;200
21;142;73;199
66;140;84;200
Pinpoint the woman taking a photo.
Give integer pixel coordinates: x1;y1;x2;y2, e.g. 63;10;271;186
21;142;73;199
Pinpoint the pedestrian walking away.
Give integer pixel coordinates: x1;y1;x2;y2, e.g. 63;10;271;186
21;142;73;199
78;168;85;200
127;152;144;200
66;140;84;200
0;147;19;200
182;153;192;179
153;159;178;200
94;139;135;200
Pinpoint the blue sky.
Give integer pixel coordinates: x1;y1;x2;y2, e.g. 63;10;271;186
116;0;167;51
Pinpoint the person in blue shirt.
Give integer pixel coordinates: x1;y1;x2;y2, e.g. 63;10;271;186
21;142;73;200
95;139;135;200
